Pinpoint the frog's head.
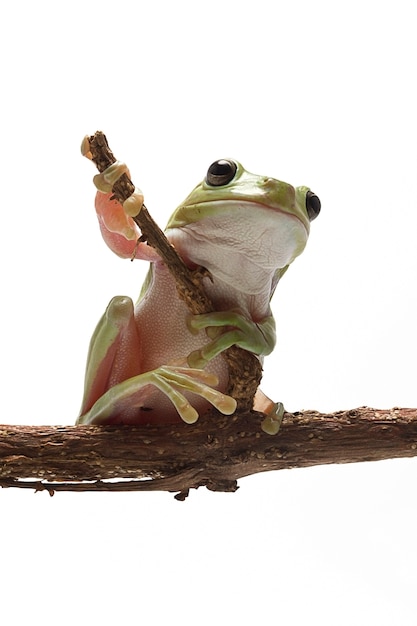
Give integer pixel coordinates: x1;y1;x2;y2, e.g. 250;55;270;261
167;159;320;232
166;160;320;294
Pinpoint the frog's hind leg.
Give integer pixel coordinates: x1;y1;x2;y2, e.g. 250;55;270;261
78;295;142;420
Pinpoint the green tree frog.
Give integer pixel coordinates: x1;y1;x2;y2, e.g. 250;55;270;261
77;159;320;429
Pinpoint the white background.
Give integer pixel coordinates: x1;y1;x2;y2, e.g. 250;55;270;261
1;1;416;624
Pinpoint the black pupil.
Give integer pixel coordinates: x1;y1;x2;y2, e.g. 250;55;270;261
306;191;321;221
206;159;237;186
210;160;232;177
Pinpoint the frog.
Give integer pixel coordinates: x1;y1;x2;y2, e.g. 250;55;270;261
76;157;320;433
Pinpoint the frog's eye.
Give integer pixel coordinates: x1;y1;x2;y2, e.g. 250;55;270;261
206;160;237;186
306;191;321;222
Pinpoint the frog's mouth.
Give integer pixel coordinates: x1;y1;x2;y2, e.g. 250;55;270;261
166;201;309;295
168;196;311;233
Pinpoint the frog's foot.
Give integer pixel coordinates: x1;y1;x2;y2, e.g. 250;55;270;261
151;366;237;423
77;365;237;426
253;388;285;435
186;310;276;368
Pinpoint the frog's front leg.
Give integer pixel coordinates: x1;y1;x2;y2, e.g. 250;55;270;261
77;296;236;426
187;310;284;434
186;310;276;368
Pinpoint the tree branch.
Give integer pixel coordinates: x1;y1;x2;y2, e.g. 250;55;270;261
2;407;417;498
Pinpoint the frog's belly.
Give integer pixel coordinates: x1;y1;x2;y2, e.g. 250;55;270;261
127;272;229;424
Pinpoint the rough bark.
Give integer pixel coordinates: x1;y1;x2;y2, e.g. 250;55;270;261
1;407;416;499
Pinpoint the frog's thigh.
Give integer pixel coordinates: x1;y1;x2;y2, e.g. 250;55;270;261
82;295;142;410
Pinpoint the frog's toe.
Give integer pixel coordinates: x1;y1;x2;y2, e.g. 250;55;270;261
93;161;129;193
254;389;285;435
158;366;237;421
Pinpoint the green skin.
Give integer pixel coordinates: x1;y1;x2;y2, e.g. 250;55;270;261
77;160;315;433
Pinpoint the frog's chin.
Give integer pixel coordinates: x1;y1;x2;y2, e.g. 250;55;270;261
166;205;308;295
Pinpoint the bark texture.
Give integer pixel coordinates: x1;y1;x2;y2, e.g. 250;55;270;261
1;407;416;498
